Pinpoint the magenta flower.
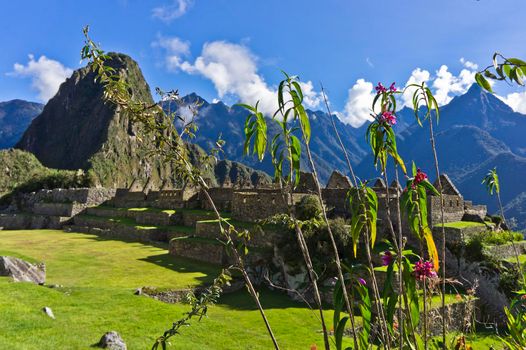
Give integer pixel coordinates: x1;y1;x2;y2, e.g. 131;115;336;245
381;250;393;266
389;82;397;92
358;278;367;286
375;82;387;94
380;111;397;125
411;168;428;189
414;260;437;281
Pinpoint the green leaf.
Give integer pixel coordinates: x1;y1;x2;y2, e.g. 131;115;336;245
475;72;493;92
335;316;349;350
423;227;439;271
290;135;301;186
421;179;440;196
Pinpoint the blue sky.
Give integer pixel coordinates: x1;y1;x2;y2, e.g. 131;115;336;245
2;0;526;126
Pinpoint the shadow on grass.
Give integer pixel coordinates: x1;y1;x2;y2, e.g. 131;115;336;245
65;232;325;311
217;287;323;311
139;253;218;284
67;233;219;284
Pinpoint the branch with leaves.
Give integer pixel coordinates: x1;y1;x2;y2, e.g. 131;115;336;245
408;82;448;349
482;167;525;287
476;53;526;93
241;73;335;350
80;26;280;350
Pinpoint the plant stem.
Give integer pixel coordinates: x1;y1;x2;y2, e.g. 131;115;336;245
302;143;361;349
320;85;390;348
427;104;447;349
282;130;331;350
393;167;407;350
197;174;282;350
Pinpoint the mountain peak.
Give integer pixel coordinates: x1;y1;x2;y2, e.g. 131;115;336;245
465;83;483;95
446;83;514;116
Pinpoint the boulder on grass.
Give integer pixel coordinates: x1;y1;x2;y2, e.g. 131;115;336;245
0;256;46;284
42;306;55;319
97;331;127;350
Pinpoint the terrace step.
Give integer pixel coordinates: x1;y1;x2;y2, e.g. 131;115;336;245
487;241;526;259
169;236;229;265
70;215;193;243
194;219;282;248
0;213;71;230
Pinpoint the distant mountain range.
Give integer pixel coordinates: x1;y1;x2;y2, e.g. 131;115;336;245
0;100;43;149
177;85;526;229
2;54;526;230
2;53;268;190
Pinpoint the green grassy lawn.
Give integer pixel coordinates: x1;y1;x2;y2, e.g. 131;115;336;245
436;221;486;229
0;230;343;349
435;331;503;349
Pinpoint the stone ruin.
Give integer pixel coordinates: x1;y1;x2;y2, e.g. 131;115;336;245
0;170;486;234
0;170;504;326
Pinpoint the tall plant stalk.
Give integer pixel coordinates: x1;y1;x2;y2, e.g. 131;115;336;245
409;83;447;349
279;164;331;349
320;86;392;348
425;96;447;349
81;27;280;349
393;167;409;349
305;139;391;349
241;87;332;349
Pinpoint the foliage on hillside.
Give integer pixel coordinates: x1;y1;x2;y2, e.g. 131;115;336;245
0;149;92;202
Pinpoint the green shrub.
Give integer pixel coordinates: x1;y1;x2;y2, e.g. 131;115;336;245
296;195;322;221
465;235;486;262
481;230;523;245
499;268;521;298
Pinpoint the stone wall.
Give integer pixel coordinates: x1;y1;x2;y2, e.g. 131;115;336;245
0;213;69;230
28;188;116;206
322;188;348;216
432;225;488;244
32;202;85;217
428;194;464;225
427;299;476;336
200;188;234;212
463;202;487;222
149;189;199;209
231;190;289;222
135;211;175;226
486;241;526;260
169;238;230;265
195;221;282;249
112;190;146;208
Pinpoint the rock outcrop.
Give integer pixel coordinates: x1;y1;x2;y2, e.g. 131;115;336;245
16;53;163;188
15;53;269;189
0;256;46;284
97;331;127;350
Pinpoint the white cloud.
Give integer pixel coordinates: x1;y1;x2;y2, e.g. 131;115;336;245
159;39;322;115
152;0;193;22
9;54;72;102
460;57;478;70
499;91;526;114
298;80;323;110
338;58;479;126
152;35;190;56
178;41;276;114
432;63;477;105
338;79;375;127
401;68;431;107
151;35;190;71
